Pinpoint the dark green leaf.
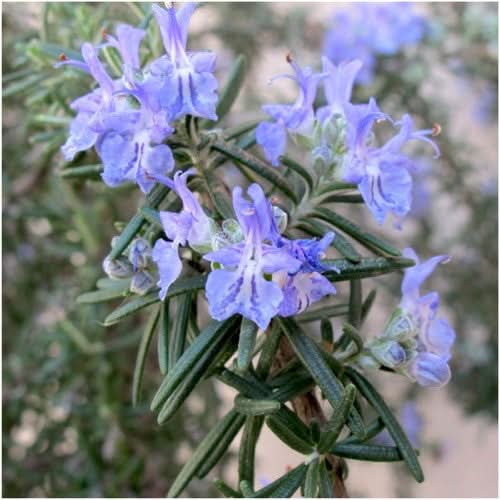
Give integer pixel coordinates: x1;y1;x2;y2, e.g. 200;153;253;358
76;282;130;304
320;318;333;346
202;169;234;219
239;416;265;489
132;306;161;406
280;156;314;192
213;479;243;498
103;292;160;325
361;289;377;324
167;410;241;497
304;458;320;497
312;207;400;256
345;367;424;482
277;317;365;439
297;304;349;323
168;294;192;368
340;417;385;445
139;207;162;228
108;184;170;259
240;480;255;497
196;413;246;478
265;414;314;454
215;55;247;122
317;384;356;453
271;372;314;403
158;299;169;375
322;193;364;203
318;461;334;498
323;257;415;282
59;164;103;180
349;279;362;328
224;120;260;141
252;463;307;498
212;142;297;203
331;443;404;462
235;396;281;416
255;321;281;378
238;318;259;371
151;317;238;411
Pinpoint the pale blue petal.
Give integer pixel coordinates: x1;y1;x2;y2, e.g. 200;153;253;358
152;239;183;300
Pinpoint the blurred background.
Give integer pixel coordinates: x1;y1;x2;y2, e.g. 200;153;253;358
2;2;498;497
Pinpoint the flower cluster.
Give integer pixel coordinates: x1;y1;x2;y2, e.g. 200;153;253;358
153;177;337;329
57;3;218;193
322;2;427;85
256;56;439;226
360;248;456;388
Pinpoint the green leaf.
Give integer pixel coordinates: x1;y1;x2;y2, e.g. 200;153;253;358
304;458;320;497
317;384;356;453
255;321;281;378
213;479;243;498
361;289;377;324
158;299;169;375
270;372;314;403
322;193;364;203
76;282;130;304
252;463;307;498
312;207;401;256
157;325;239;424
96;277;130;289
58;164;103;180
168;294;192;368
330;443;404;462
280;156;314;192
348;279;362;328
277;317;366;439
37;41;83;61
139;207;162;228
239;416;265;489
103;292;159;325
224;120;260;141
196;414;246;478
318;461;334;498
323;257;415;282
215;54;247;122
3;73;48;98
151;317;238;411
340;417;385;445
108;184;170;260
212;142;298;203
167;410;242;497
320;318;333;346
345;367;424;482
132;306;161;406
202;169;234;219
103;276;206;326
265;414;314;454
239;480;255;497
235;396;281;416
297;304;349;323
238;318;259;371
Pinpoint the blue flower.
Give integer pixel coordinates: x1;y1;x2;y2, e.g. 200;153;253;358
151;2;218;121
400;248;455;387
152;169;215;300
323;3;427;85
256;56;325;166
341;111;439;226
277;270;336;317
204;184;302;329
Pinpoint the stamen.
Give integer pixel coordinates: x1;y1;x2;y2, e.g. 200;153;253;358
242;208;255;216
286;52;292;64
101;27;107;40
432;123;441;137
59;53;67;61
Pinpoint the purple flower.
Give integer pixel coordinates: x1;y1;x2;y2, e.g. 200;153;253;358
152;169;215;300
323;3;426;85
256;56;325;166
151;2;218;121
400;248;455;387
341;112;439;226
204;184;302;329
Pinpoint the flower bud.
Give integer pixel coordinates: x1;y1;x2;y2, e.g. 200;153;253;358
369;340;407;369
128;237;151;271
383;308;416;341
103;255;134;279
130;270;155;295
